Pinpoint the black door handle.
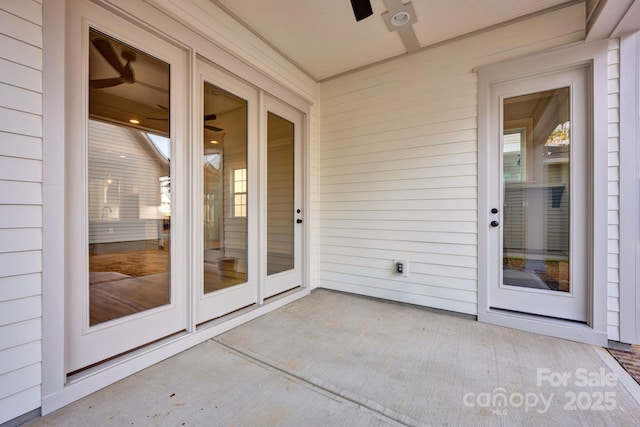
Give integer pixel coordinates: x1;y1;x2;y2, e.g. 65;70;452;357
490;220;499;227
296;219;303;224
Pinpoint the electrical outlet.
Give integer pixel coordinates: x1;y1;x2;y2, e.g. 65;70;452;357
394;259;408;277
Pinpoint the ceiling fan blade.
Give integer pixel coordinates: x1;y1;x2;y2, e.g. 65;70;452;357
120;62;135;84
204;125;224;132
351;0;373;21
90;77;124;89
204;113;217;121
92;38;126;75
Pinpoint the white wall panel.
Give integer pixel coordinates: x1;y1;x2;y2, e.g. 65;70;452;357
319;4;585;314
0;33;41;69
0;58;42;92
0;1;43;423
0;132;42;160
606;38;621;341
0;82;42;114
0;274;41;302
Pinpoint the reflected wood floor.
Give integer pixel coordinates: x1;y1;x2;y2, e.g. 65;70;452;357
89;249;243;325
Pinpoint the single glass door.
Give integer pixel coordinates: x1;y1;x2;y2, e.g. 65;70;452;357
488;66;588;322
263;97;303;298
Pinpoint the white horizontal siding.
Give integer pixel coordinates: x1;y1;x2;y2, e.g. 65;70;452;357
606;38;621;341
0;0;43;423
319;4;585;315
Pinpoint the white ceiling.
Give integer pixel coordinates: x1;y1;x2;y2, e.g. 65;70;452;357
214;0;575;80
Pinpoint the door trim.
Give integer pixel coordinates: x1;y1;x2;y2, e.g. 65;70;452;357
476;40;609;346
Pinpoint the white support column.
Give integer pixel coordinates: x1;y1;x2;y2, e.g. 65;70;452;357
619;31;640;344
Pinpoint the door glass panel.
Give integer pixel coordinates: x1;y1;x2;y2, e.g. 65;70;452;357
267;112;294;275
88;28;171;325
203;83;248;293
502;88;570;292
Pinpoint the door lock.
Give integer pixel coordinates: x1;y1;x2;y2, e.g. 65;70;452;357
490;220;500;228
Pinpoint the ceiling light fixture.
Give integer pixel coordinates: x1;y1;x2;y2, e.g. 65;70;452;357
210;140;219;145
129;118;140;124
390;11;410;27
381;0;419;53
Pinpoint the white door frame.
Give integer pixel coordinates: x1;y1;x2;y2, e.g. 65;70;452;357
477;40;609;346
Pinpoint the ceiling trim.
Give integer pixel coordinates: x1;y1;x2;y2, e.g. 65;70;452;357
585;0;636;40
210;0;318;81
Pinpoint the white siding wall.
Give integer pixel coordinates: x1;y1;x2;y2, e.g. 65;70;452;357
0;0;43;423
319;4;585;314
607;39;621;341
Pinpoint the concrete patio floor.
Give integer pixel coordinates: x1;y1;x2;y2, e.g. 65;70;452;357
25;289;640;426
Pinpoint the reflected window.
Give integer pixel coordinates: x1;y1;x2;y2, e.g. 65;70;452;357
233;168;247;218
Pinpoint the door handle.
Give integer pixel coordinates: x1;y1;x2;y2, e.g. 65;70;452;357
296;219;303;224
490;220;499;228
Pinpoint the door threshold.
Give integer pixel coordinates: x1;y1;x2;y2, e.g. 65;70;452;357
479;308;607;346
490;306;588;325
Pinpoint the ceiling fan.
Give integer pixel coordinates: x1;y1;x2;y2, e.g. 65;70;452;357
90;38;137;89
146;105;224;132
351;0;373;21
204;115;224;133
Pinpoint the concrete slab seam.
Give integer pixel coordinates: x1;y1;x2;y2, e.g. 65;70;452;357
212;338;417;426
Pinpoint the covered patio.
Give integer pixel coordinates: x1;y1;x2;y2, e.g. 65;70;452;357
26;290;640;426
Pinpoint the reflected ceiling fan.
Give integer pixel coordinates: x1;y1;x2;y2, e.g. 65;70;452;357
146;105;224;132
90;38;137;89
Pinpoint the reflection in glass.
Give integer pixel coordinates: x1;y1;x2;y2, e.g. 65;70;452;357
267;113;295;275
502;87;570;292
87;28;171;325
203;82;248;293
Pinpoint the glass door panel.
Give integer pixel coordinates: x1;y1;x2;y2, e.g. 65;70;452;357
502;88;570;293
88;28;171;326
267;112;294;275
203;83;248;294
263;96;303;298
196;59;258;324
